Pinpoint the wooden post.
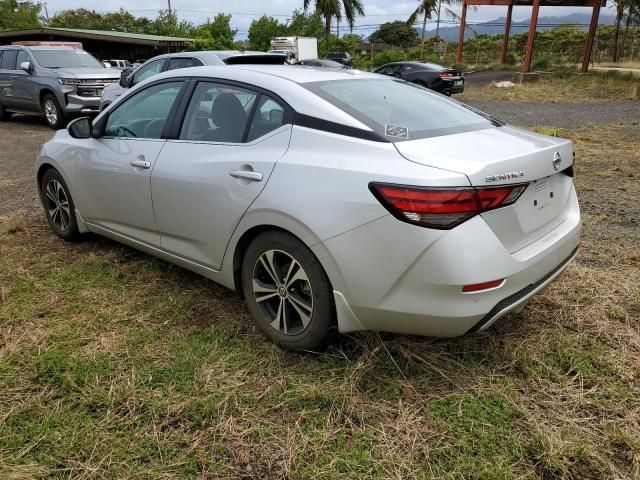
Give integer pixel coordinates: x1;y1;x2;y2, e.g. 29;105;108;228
582;1;601;73
522;0;540;72
500;3;513;64
456;1;468;64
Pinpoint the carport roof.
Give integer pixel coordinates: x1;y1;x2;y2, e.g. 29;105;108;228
0;27;193;46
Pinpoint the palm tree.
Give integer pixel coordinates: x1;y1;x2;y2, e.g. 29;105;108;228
407;0;463;59
303;0;364;36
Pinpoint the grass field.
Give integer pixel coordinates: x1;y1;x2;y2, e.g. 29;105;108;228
458;71;640;103
1;120;639;477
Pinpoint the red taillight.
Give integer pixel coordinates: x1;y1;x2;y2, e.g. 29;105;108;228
369;183;527;229
462;279;505;293
438;72;455;78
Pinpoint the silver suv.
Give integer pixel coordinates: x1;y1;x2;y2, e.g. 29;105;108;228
0;46;120;129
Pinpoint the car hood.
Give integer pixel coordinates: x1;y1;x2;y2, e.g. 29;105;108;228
54;67;121;79
394;125;573;186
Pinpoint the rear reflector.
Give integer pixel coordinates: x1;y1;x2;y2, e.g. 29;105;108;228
462;279;505;293
369;183;527;229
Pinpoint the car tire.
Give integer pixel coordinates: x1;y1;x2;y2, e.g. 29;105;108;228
0;101;11;121
42;94;66;129
40;168;82;242
241;231;336;351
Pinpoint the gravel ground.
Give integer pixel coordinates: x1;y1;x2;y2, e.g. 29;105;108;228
0;117;52;216
467;100;640;128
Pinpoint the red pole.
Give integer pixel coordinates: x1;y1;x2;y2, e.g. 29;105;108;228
522;0;540;73
500;3;513;64
582;1;601;72
456;1;468;64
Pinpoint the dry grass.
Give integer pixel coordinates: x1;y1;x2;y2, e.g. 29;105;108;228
458;72;640;103
0;125;639;479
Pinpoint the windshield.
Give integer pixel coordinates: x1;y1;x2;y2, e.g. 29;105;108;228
32;49;103;69
305;78;496;141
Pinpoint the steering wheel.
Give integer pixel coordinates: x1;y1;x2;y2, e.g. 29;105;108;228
116;126;137;138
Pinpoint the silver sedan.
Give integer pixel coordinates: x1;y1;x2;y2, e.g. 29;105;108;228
36;65;581;350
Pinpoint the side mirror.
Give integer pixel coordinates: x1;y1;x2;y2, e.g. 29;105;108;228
67;117;93;139
20;61;33;74
120;69;133;88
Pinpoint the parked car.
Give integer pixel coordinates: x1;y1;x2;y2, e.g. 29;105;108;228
326;52;354;67
36;65;580;350
100;50;287;110
295;59;347;68
106;59;133;70
373;62;464;96
0;45;120;128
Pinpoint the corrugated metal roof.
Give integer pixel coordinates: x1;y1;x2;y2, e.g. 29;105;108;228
0;27;193;45
48;28;192;43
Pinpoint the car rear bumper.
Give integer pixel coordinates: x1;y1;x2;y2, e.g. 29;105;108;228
315;185;581;337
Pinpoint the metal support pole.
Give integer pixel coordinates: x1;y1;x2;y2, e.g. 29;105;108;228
523;0;540;72
456;2;467;64
582;1;601;73
500;3;513;64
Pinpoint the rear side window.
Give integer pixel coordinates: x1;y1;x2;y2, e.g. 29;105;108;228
166;57;204;71
0;50;17;70
247;96;286;142
180;82;257;143
305;78;494;141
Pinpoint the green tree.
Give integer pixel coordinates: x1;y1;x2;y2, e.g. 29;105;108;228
248;15;287;51
48;8;105;30
0;0;41;30
150;10;194;37
287;9;324;38
303;0;365;36
369;21;419;48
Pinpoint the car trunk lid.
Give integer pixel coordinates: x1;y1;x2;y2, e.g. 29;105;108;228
394;125;575;252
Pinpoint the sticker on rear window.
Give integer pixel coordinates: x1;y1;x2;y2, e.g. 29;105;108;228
385;124;409;139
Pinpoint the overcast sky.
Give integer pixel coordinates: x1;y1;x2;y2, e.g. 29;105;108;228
41;0;617;37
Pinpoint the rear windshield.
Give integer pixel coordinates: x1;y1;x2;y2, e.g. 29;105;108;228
304;78;496;141
224;55;287;65
32;49;103;69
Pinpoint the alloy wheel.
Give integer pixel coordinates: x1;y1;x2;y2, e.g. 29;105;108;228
44;99;58;126
44;179;71;232
251;249;314;335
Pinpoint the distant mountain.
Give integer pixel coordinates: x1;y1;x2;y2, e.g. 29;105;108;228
423;13;616;41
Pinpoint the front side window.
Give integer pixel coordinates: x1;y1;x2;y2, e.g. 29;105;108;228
31;49;102;68
305;78;495;141
166;57;203;71
180;82;257;143
105;81;183;139
16;50;29;70
132;59;165;86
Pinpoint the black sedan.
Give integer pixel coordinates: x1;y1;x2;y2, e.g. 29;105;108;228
373;62;464;96
295;59;348;68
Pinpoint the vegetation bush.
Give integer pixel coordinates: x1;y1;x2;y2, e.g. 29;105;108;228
372;49;407;67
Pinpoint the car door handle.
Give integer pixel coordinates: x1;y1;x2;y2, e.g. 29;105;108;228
130;159;151;169
229;170;263;182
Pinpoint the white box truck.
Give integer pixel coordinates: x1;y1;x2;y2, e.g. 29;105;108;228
269;37;318;62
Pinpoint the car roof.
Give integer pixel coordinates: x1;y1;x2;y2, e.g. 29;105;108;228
147;50;284;63
0;46;76;51
383;61;446;70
